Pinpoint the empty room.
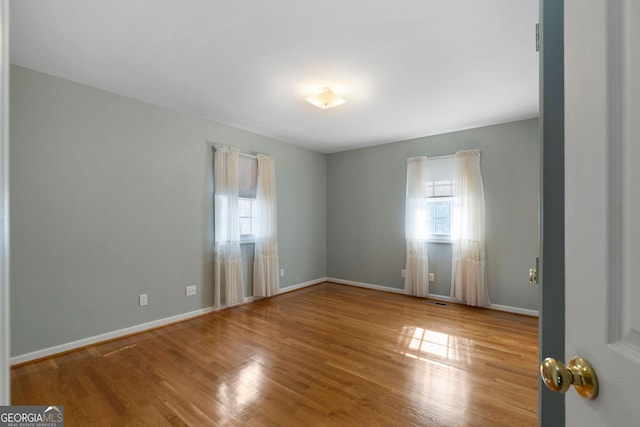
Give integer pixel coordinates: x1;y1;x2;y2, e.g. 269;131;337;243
4;1;637;426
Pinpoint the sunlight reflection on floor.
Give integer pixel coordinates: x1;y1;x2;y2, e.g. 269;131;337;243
218;360;264;413
397;326;473;365
396;325;474;412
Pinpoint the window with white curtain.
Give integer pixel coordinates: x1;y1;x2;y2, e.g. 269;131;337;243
213;146;245;308
450;149;489;307
424;156;456;242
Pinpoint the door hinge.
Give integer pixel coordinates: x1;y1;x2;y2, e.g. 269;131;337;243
536;23;540;52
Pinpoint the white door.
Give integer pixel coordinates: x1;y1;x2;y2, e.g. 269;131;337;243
563;0;640;425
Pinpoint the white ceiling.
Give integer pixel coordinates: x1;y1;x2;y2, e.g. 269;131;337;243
9;1;539;154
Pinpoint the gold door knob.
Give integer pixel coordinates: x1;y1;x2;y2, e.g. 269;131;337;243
540;356;599;399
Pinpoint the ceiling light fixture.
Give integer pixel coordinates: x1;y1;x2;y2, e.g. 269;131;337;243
305;87;347;109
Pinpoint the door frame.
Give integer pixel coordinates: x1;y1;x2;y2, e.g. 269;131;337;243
539;0;565;425
0;0;10;405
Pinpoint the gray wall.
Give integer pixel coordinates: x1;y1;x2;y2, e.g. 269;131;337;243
10;66;327;356
326;118;540;310
9;65;539;358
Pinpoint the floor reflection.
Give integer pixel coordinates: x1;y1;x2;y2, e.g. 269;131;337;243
218;359;263;411
397;326;473;365
396;326;473;417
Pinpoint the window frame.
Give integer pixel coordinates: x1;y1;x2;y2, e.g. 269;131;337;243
423;157;455;244
425;195;453;244
238;197;258;244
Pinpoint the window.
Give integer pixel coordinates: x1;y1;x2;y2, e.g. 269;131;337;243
238;198;258;237
426;196;452;236
238;155;258;242
424;157;455;242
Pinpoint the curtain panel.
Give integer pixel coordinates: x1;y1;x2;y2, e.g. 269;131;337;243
404;156;430;297
450;149;490;307
213;146;245;308
253;154;280;297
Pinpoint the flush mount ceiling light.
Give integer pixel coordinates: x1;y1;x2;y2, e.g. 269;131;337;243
305;87;347;109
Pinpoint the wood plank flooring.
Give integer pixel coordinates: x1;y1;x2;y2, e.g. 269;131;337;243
11;282;538;426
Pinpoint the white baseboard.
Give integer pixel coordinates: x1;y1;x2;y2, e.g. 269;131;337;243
279;277;327;294
489;303;539;317
326;277;408;294
11;277;328;366
10;306;218;366
327;277;539;317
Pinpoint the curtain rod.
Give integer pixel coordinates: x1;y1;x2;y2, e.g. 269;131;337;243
429;149;481;160
408;154;455;161
427;154;454;160
212;145;258;160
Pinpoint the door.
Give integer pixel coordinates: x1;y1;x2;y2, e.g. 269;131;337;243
563;0;640;425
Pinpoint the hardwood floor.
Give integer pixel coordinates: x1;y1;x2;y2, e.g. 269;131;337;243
11;282;538;426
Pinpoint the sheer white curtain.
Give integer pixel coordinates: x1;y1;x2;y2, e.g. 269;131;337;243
213;146;244;308
404;156;430;297
451;150;490;306
253;154;280;297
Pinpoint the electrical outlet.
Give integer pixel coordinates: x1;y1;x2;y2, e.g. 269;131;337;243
139;293;148;306
280;269;285;277
401;269;406;278
185;285;196;296
429;273;435;282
